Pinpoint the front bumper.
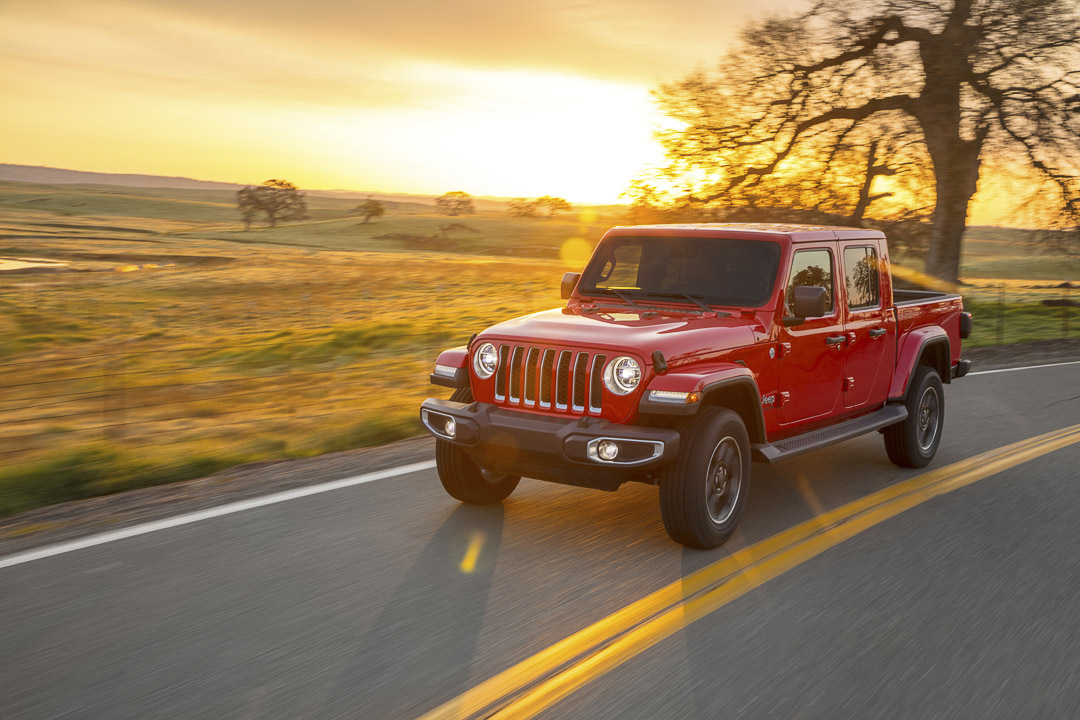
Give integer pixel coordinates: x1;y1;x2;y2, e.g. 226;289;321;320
420;398;680;491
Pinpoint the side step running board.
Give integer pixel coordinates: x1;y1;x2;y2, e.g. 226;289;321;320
751;404;908;463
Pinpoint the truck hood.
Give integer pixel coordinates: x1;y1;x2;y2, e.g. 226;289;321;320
479;307;765;364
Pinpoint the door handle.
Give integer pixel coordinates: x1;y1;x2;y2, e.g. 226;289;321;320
869;327;887;338
825;335;846;346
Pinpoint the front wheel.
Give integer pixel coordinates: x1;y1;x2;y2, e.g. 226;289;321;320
660;407;750;549
883;365;944;468
435;386;520;504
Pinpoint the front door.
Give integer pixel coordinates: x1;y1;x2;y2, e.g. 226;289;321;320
778;245;845;427
840;243;894;408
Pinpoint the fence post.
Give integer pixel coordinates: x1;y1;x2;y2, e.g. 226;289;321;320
107;320;127;440
996;284;1005;346
436;284;445;364
117;340;127;439
101;316;109;441
287;337;294;417
1065;284;1071;340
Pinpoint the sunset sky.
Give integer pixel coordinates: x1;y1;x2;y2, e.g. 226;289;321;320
0;0;812;203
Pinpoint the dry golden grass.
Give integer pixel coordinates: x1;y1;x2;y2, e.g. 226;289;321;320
0;184;588;515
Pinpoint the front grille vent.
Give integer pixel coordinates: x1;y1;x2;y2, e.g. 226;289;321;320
493;344;607;415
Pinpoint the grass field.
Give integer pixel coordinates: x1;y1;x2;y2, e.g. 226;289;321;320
0;180;1075;516
0;180;614;516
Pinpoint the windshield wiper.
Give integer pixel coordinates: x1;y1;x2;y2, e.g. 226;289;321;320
646;292;727;315
594;287;644;308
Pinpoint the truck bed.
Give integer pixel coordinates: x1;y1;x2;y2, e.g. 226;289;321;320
891;288;966;374
893;289;961;306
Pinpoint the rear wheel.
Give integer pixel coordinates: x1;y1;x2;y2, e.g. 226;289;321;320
435;386;520;504
884;365;944;468
660;407;750;549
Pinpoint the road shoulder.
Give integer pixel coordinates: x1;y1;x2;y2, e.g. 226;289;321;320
0;436;434;557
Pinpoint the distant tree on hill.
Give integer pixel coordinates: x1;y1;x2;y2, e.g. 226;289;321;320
237;187;259;230
508;198;539;218
536;196;571;217
236;179;307;228
435;191;475;216
355;198;386;223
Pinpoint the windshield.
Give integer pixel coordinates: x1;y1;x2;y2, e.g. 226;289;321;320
578;236;782;308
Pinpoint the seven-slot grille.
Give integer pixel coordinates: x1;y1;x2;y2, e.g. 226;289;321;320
492;345;607;414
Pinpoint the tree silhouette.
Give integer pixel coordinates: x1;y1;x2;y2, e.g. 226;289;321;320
536;196;572;217
849;255;880;307
508;198;539;218
236;179;307;228
647;0;1080;282
435;191;475;216
237;187;259;231
355;198;385;224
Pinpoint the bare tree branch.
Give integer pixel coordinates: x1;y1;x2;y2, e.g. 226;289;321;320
639;0;1080;281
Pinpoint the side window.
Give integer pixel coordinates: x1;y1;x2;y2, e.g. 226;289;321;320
786;248;834;314
844;246;880;309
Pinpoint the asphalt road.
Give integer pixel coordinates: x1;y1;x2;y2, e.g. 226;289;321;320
2;363;1078;719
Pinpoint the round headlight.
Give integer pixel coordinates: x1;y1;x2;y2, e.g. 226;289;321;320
603;356;641;395
473;342;498;379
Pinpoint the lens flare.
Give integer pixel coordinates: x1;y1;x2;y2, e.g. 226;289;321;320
559;238;593;269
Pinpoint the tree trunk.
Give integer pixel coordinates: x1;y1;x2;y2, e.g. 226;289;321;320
918;6;982;285
924;136;982;284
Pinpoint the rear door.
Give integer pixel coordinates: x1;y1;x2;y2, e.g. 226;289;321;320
840;242;894;408
778;244;845;426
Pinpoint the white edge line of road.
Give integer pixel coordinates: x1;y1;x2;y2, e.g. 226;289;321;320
0;460;436;571
1;359;1078;571
968;359;1080;376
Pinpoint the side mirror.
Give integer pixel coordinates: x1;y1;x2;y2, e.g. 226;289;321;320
561;272;581;300
792;285;828;319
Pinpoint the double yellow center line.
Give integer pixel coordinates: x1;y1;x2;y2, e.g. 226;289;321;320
419;423;1080;720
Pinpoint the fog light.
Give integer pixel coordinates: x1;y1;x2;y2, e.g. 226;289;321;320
597;439;619;461
444;417;456;438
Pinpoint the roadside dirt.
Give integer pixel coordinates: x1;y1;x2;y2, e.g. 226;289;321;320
2;338;1077;557
963;338;1079;371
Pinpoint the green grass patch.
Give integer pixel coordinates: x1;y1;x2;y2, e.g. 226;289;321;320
318;413;423;455
962;299;1075;348
0;407;427;518
0;444;250;518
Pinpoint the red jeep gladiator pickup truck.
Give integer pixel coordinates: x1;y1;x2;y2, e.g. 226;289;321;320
421;223;972;548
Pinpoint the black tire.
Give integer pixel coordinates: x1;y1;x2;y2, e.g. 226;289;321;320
660;407;751;549
435;386;520;504
884;365;944;468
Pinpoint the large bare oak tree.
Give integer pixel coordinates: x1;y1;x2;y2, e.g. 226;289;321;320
236;179;308;228
648;0;1080;282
